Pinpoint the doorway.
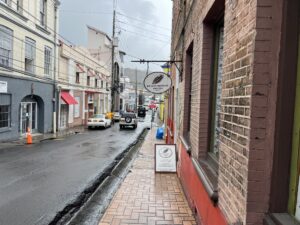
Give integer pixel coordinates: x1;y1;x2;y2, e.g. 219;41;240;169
20;102;38;135
60;104;68;129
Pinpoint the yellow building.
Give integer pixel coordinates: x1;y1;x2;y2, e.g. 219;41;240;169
0;0;60;141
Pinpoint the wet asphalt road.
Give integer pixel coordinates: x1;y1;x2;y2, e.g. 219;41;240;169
0;115;152;225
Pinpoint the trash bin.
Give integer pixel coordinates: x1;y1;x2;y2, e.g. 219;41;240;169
156;127;164;139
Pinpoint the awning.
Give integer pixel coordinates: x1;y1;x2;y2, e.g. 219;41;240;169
88;69;96;76
98;73;103;79
61;91;78;105
76;64;85;73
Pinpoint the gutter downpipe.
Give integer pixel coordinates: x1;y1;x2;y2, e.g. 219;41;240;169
53;1;60;134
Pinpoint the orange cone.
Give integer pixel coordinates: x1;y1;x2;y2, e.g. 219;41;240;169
26;128;32;144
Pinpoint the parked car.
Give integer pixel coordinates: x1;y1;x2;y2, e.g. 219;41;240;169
87;114;111;129
119;113;138;129
113;112;121;122
138;107;146;117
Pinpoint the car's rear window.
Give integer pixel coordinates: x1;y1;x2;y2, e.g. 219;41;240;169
122;113;136;118
93;114;105;118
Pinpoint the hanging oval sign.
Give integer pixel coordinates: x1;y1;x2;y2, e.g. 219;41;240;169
143;72;172;94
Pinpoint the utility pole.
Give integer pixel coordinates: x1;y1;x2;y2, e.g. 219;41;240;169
135;68;138;112
110;4;116;113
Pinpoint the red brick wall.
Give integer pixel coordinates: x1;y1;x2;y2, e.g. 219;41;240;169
246;0;285;224
171;0;291;223
170;0;287;224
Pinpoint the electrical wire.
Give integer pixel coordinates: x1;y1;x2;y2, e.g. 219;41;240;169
116;20;171;38
60;10;112;15
116;27;170;44
0;32;110;84
0;55;110;84
116;11;171;31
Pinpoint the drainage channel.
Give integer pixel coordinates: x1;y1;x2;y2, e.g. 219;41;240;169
48;128;149;225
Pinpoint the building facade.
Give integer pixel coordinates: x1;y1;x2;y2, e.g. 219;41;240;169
169;0;300;225
58;42;110;130
87;26;125;112
0;0;59;141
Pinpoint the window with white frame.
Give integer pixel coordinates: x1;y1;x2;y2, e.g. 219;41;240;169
44;46;52;76
40;0;46;26
25;37;36;73
74;96;80;118
0;25;13;68
0;94;11;129
0;0;11;6
16;0;22;12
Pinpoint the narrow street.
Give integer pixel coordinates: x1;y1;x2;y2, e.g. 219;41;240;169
0;115;151;225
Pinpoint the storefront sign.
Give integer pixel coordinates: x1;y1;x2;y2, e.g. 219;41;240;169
155;144;176;172
0;81;7;93
144;72;172;94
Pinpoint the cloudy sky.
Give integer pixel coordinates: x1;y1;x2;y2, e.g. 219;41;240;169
59;0;173;71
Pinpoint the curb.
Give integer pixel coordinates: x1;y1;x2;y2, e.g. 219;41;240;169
0;127;85;151
48;127;149;225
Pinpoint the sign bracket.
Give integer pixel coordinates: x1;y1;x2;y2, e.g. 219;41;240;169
131;59;182;76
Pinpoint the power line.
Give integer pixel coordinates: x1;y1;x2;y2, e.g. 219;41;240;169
116;20;171;38
60;10;112;15
125;53;162;66
150;43;170;59
117;27;170;44
0;30;110;84
116;11;171;31
1;55;109;84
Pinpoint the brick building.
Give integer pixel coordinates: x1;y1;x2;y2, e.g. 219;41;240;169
168;0;300;224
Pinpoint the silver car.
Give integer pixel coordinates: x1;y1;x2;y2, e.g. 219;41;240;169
119;113;138;129
87;114;112;129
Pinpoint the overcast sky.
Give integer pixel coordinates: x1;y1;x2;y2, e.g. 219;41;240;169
59;0;173;71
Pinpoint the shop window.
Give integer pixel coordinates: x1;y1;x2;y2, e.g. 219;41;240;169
76;72;80;84
25;37;36;73
209;21;224;157
0;25;13;68
44;46;52;76
0;94;11;129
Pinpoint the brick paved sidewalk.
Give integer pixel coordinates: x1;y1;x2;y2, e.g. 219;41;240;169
99;128;197;225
